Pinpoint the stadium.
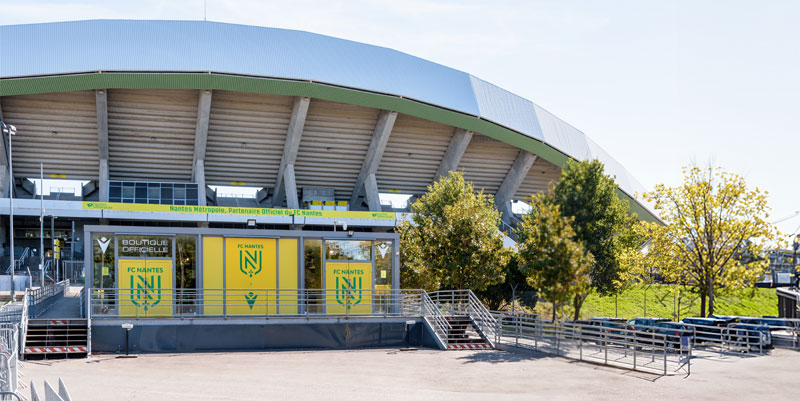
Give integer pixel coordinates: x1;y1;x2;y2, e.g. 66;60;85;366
0;20;656;354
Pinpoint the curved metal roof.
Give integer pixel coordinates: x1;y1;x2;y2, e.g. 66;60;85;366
0;19;650;215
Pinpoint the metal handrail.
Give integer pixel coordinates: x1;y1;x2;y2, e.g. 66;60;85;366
17;294;27;357
427;290;497;346
27;280;69;318
421;292;451;348
90;288;428;319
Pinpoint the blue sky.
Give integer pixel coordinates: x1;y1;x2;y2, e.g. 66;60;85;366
1;1;798;236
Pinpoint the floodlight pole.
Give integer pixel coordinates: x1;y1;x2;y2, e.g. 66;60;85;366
40;163;44;287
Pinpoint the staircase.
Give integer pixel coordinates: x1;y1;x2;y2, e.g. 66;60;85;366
444;316;492;350
424;290;497;351
24;319;88;358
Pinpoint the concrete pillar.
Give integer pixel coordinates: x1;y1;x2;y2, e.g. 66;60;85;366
96;90;109;202
435;128;473;181
283;164;299;209
495;151;537;220
274;97;310;207
350;110;397;208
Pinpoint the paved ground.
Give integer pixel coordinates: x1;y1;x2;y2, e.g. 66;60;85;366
22;347;799;401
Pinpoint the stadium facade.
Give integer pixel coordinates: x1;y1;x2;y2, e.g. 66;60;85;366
0;20;656;353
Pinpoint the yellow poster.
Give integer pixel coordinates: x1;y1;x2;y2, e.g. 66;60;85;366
325;262;372;315
118;258;173;317
225;237;277;315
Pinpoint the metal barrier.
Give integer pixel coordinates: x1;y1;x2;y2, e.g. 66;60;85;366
421;293;451;349
493;312;692;375
0;324;21;400
90;288;428;319
27;280;69;318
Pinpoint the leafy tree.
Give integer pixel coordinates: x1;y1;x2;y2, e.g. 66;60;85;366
618;221;679;317
398;172;510;291
516;195;593;321
474;253;538;311
644;166;782;316
548;159;638;319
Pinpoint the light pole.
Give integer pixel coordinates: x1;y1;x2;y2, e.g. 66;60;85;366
1;122;16;300
792;235;799;289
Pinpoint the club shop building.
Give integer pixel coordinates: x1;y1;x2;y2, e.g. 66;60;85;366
0;20;654;353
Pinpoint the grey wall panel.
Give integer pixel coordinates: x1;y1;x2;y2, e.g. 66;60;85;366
376;114;453;195
107;89;197;181
459;134;519;195
1;91;99;180
91;321;433;352
469;76;543;141
205;90;293;187
294;100;379;200
533;104;591;160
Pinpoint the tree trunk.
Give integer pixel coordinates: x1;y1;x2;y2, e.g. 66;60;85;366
572;293;586;321
551;298;557;322
708;275;715;316
699;289;706;317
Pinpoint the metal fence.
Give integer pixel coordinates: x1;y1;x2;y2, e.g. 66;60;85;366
0;324;21;400
89;288;430;319
28;280;69;318
492;312;692;375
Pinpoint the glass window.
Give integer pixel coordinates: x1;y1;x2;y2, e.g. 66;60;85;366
375;241;392;287
117;235;173;258
374;241;392;314
304;239;323;314
92;234;115;289
326;240;371;260
176;236;197;315
122;186;134;199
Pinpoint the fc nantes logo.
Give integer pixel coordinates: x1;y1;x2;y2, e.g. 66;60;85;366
239;250;263;277
336;276;363;310
129;275;162;311
239;249;263;309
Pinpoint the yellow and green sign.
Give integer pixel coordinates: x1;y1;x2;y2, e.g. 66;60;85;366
82;201;395;219
118;258;173;317
325;262;372;315
225;237;277;315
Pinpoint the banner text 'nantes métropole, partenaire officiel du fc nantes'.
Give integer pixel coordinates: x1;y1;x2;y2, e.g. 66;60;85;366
82;202;396;219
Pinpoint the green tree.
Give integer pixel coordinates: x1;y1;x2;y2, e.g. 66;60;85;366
398;171;510;291
516;195;593;321
644;166;782;316
474;253;538;311
549;159;638;320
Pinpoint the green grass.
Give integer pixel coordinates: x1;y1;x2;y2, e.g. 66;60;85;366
531;284;779;320
579;284;778;320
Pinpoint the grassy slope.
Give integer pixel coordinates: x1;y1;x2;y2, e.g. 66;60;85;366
532;284;779;320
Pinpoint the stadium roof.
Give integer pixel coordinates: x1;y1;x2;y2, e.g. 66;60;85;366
0;20;655;221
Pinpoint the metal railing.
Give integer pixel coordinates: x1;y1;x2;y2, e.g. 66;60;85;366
27;280;69;318
421;292;451;348
90;288;428;319
493;312;692;375
0;324;21;400
428;290;497;346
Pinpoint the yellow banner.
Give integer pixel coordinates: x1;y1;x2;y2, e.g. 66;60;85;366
82;201;395;219
225;237;277;315
325;262;372;315
118;258;173;317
